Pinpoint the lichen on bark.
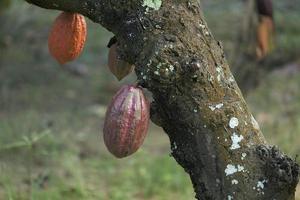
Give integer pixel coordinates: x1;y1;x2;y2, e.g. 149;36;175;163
142;0;162;11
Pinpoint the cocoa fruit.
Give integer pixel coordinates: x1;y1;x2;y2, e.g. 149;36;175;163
103;85;150;158
256;16;274;59
108;44;134;81
48;12;87;64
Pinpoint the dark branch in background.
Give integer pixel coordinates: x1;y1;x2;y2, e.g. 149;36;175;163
256;0;273;19
24;0;299;199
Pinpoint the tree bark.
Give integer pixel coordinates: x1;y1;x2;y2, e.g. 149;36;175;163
24;0;299;199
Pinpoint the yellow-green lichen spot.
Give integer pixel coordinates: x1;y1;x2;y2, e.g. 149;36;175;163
142;0;162;11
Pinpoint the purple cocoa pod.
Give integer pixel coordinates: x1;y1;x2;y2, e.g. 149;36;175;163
103;85;150;158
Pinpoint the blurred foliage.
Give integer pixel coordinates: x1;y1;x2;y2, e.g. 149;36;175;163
203;0;300;92
0;0;11;11
0;0;300;199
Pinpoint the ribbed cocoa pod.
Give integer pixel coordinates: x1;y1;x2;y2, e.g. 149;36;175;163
108;44;134;81
103;85;150;158
48;12;87;64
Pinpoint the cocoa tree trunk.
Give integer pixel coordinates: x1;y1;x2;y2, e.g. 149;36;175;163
23;0;299;199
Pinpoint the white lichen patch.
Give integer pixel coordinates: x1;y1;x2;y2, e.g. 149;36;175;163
231;179;238;185
237;165;245;172
251;115;260;130
257;180;267;190
209;103;224;111
230;133;244;150
229;117;239;129
146;60;153;66
254;180;267;195
156;63;162;69
169;65;174;72
215;103;224;109
225;164;245;176
241;153;247;160
225;165;237;176
257;181;264;189
229;76;235;83
143;0;162;11
216;66;223;82
208;106;215;111
199;23;205;29
173;142;177;150
155;24;162;29
154;71;160;75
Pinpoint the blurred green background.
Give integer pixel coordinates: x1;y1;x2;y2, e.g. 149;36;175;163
0;0;300;199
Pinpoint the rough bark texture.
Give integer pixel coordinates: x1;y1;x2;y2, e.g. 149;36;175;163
24;0;299;199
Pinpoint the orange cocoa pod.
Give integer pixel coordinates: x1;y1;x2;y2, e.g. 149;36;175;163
103;85;150;158
256;16;274;59
108;44;134;81
48;12;87;64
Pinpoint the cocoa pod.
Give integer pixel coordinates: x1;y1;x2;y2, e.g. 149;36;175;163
256;16;274;59
103;85;150;158
108;44;134;81
48;12;87;64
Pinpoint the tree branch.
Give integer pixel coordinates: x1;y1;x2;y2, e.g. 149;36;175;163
25;0;141;39
24;0;299;199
